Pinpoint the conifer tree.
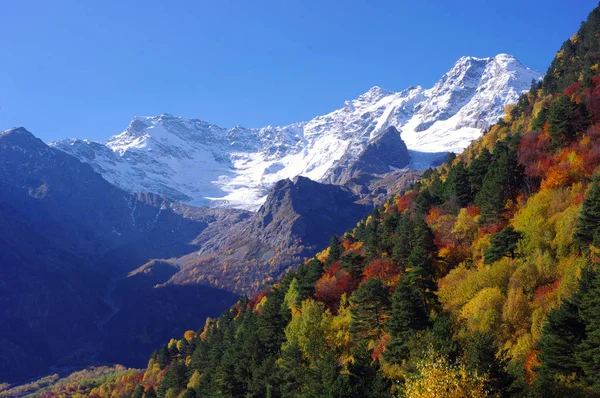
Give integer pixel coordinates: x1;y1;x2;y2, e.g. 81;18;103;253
575;177;600;248
548;95;578;147
349;278;390;343
385;271;429;364
326;235;342;266
484;226;523;264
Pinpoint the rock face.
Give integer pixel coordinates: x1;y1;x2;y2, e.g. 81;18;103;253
51;54;541;210
326;126;410;185
166;176;371;294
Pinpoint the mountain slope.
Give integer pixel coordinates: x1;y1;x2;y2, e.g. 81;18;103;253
162;175;372;294
64;5;600;397
52;54;541;209
0;128;241;382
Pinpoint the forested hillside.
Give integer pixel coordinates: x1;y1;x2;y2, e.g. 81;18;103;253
32;4;600;398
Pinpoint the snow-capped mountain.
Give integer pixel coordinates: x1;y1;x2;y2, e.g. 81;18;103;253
51;54;541;210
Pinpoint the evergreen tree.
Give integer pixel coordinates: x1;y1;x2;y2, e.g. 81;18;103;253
392;214;413;267
484;226;523;264
182;389;197;398
532;106;548;131
548;95;579;148
145;386;158;398
349;278;391;343
468;149;493;197
447;160;472;207
536;265;596;393
326;235;342;266
475;142;523;224
132;385;144;398
575;177;600;248
347;344;390;398
340;252;366;283
258;286;288;353
364;217;380;260
385;271;430;364
464;332;514;397
158;344;171;369
294;258;324;306
158;360;187;397
577;267;600;389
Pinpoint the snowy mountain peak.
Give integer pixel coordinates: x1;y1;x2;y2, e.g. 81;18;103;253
52;54;542;210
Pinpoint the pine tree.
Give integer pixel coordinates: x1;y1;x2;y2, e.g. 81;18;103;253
295;258;324;306
145;386;158;398
484;226;523;264
349;278;390;343
575;177;600;248
464;332;514;397
132;385;144;398
392;214;413;267
536;265;595;393
158;360;187;397
548;95;578;148
577;267;600;389
468;148;493;196
158;344;171;369
447;160;472;207
385;271;430;364
326;235;342;266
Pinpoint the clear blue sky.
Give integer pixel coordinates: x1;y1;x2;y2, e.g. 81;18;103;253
1;0;598;142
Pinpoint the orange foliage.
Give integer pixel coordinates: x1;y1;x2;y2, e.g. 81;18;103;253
524;350;540;384
343;240;364;253
426;206;444;225
248;290;268;310
183;330;196;342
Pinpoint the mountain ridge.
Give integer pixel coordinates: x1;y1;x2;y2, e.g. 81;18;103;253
51;53;541;210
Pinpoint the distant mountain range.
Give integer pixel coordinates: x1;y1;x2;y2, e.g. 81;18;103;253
51;54;541;210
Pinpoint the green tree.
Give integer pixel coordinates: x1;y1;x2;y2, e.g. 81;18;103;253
484;226;523;264
158;361;187;397
349;278;391;343
294;258;324;306
385;271;430;364
145;386;158;398
158;345;171;369
575;177;600;248
548;95;578;147
326;235;342;266
465;332;514;397
132;385;144;398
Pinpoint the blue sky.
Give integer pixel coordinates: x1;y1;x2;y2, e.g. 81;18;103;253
1;0;598;142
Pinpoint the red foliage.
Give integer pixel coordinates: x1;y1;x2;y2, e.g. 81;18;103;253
466;205;480;217
518;131;551;178
315;262;353;313
363;259;400;284
564;81;581;98
372;333;389;361
479;222;504;238
396;191;415;213
534;280;561;301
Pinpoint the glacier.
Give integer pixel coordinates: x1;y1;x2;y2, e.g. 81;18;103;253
51;54;541;210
